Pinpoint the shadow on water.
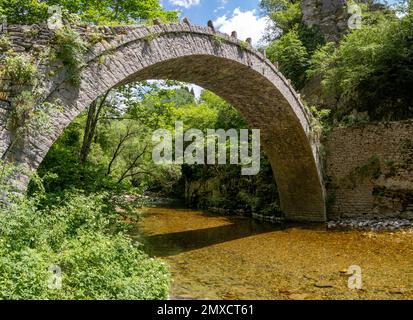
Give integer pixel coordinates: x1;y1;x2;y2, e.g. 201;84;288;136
136;209;299;257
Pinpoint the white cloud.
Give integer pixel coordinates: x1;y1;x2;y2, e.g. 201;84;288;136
214;0;229;13
169;0;200;9
214;8;272;47
213;6;225;13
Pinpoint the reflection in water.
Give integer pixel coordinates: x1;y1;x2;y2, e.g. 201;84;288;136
132;207;413;300
141;216;281;257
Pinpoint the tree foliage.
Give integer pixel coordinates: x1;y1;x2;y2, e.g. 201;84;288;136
262;0;413;121
266;29;309;88
0;164;169;300
260;0;324;88
261;0;302;36
0;0;178;25
308;4;413;120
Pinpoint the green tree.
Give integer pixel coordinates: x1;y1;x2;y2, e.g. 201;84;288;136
0;0;177;25
260;0;324;88
260;0;302;36
266;29;309;88
308;6;413;120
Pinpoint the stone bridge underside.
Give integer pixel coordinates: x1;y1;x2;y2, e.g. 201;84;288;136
2;23;326;222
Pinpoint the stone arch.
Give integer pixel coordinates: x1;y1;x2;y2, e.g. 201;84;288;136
8;23;326;222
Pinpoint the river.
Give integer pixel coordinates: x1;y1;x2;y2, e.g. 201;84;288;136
132;206;413;300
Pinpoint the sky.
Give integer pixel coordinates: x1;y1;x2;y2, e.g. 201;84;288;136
160;0;271;47
159;0;405;96
159;1;270;96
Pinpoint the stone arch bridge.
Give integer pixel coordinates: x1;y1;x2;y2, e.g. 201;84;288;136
0;22;326;222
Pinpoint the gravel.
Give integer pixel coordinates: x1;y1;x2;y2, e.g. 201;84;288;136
327;218;413;231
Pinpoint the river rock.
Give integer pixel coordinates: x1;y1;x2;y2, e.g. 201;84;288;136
315;282;335;288
327;217;413;231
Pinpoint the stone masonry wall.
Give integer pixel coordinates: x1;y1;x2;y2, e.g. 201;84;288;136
325;121;413;220
0;22;327;222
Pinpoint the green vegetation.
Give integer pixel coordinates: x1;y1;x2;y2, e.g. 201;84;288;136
212;34;225;46
34;84;280;218
260;0;324;89
0;169;169;299
7;91;36;130
0;34;11;51
2;0;413;301
55;25;88;85
266;29;309;88
308;106;331;139
261;0;413;124
308;5;413;120
143;32;160;43
239;40;249;50
3;55;38;86
0;0;179;301
2;53;59;148
0;0;178;25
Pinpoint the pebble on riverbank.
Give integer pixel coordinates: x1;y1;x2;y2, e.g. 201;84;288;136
327;218;413;231
115;194;413;232
252;211;413;232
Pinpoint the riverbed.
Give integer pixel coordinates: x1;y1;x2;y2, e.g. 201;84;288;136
132;206;413;300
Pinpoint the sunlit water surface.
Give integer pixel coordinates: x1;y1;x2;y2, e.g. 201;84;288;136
132;207;413;300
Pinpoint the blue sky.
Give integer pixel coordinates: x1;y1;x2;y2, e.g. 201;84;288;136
161;0;262;25
159;1;270;96
161;0;269;46
160;1;406;46
159;0;406;95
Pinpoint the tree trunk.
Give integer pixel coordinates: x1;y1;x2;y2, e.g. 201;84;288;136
106;127;138;176
117;144;148;184
79;91;110;165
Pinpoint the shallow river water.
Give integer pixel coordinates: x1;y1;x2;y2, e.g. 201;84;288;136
133;206;413;300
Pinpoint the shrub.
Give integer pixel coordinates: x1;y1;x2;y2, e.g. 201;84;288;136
55;26;88;86
55;232;169;300
0;34;11;51
0;246;52;300
0;189;170;300
212;35;225;46
7;91;35;130
268;0;302;33
3;55;38;85
308;106;332;138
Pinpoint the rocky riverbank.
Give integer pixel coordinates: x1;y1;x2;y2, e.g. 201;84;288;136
327;218;413;231
115;193;413;232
